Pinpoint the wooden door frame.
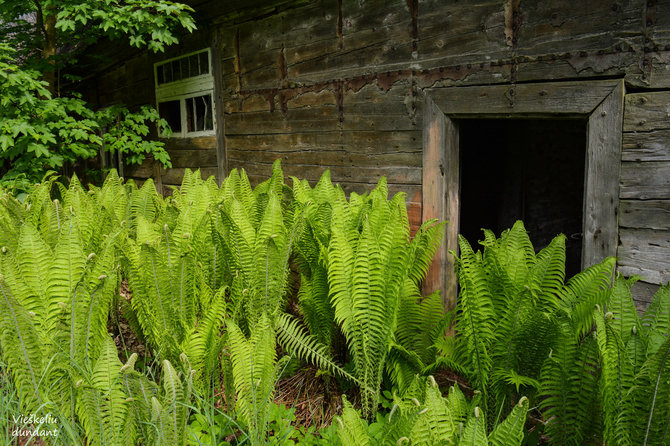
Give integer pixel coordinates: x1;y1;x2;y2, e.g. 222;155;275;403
422;79;625;310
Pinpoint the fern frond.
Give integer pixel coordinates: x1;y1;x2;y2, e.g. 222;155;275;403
640;283;670;356
335;397;371;446
559;257;616;339
0;278;44;411
276;313;364;388
487;396;529;446
460;406;489;445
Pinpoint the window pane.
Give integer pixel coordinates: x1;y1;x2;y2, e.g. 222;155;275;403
163;64;173;83
158;100;181;133
156;65;164;84
185;94;213;133
172;60;182;81
188;54;199;77
199;51;209;75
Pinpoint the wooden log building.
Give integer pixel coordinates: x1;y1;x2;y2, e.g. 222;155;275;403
79;0;670;310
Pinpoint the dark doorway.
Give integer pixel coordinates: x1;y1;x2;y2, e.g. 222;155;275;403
459;119;586;277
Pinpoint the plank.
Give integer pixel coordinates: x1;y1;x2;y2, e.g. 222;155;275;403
582;80;624;268
418;0;509;65
516;0;643;56
515;51;640;84
228;159;421;185
421;94;456;310
618;228;670;284
624;92;670;132
211;29;228;183
619;200;670;230
426;80;619;116
225;84;418;134
165;149;217;168
622;129;670;161
631;280;659;312
224;130;422;153
227;148;421;168
620;161;670;199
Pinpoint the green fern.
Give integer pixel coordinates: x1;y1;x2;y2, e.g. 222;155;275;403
334;376;529;446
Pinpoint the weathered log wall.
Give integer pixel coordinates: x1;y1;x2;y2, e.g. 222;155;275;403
83;0;670;306
621;91;670;305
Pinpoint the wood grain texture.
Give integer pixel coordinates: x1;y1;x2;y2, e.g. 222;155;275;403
624;92;670;132
582;80;624;268
623;129;670;161
618;228;670;284
427;80;619;116
619;161;670;199
421;95;457;310
620;200;670;230
211;29;228;184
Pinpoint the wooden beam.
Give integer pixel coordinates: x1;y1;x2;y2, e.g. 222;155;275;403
211;28;228;185
582;80;624;268
422;95;458;310
427;79;620;117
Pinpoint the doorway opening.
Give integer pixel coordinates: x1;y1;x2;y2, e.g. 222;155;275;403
459;119;586;277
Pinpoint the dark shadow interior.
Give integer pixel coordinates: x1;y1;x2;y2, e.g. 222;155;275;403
459;119;586;277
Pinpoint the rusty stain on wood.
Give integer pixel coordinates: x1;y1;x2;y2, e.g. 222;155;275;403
336;80;344;125
504;0;520;106
504;0;520;48
642;0;657;83
406;0;418;55
233;28;243;111
337;0;343;50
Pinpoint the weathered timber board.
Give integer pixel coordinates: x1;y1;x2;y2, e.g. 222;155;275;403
618;228;670;284
426;80;619;116
515;51;641;84
227;148;421;169
165;149;217;169
228;159;421;185
620;200;670;230
646;0;670;87
631;281;661;308
224;130;422;153
163;136;217;151
624;92;670;132
623;129;670;161
225;84;418;134
516;0;644;56
619;161;670;199
582;80;624;268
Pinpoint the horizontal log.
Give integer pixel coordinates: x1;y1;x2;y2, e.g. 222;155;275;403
617;228;670;284
516;0;643;56
624;92;670;132
515;51;639;84
165;149;218;168
229;159;421;185
631;281;659;312
228;147;420;169
622;129;670;161
619;161;670;200
224;130;422;153
619;200;670;230
426;79;619;116
163;136;217;151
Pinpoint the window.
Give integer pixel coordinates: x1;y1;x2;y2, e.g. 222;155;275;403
154;49;214;137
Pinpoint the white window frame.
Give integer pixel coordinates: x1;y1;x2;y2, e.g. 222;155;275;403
154;48;215;138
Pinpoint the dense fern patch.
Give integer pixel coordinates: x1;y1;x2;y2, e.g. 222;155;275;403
0;166;668;445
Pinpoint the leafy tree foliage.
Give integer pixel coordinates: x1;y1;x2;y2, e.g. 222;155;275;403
0;0;196;188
